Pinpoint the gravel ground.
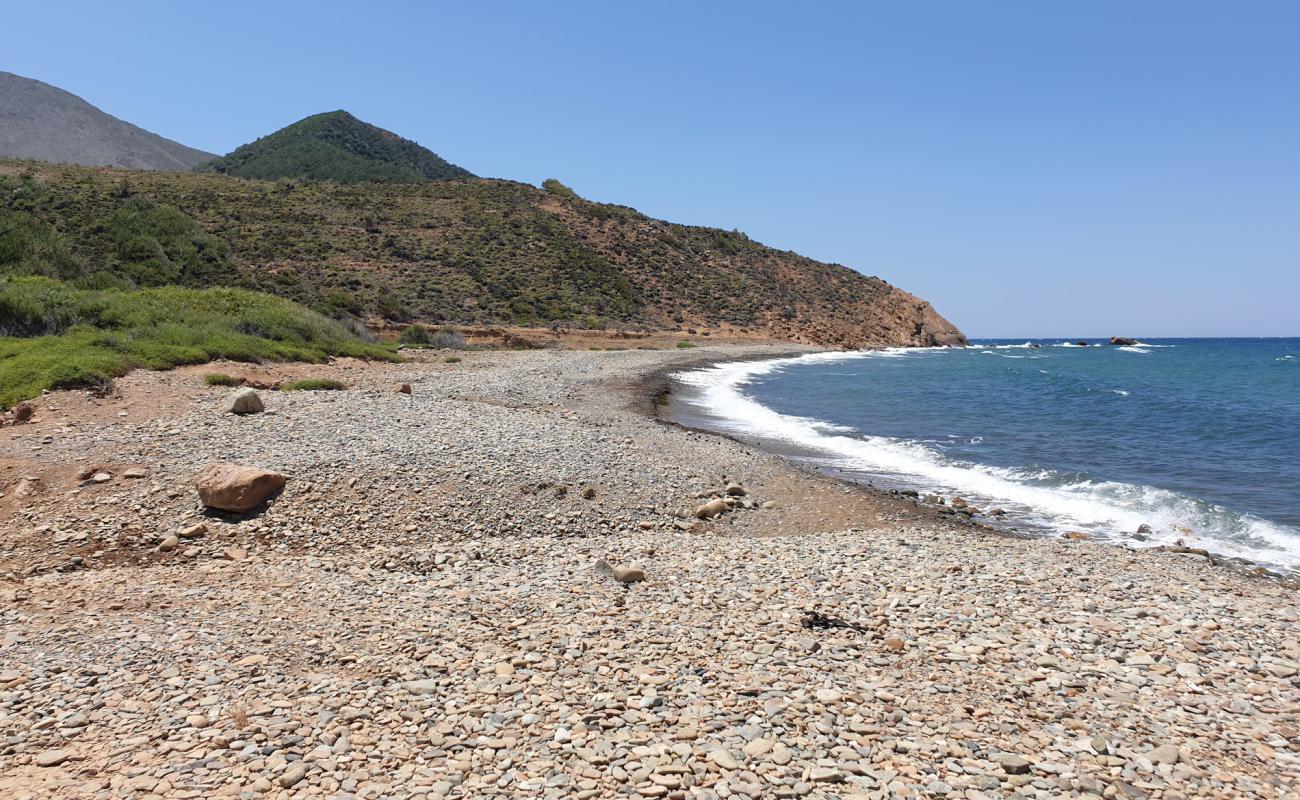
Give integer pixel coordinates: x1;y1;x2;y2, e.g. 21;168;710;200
1;346;1297;799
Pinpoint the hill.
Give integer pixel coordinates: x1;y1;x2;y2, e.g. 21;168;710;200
0;71;214;171
0;160;964;348
196;111;475;184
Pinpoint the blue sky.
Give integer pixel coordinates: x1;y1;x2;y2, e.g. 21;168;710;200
6;1;1298;337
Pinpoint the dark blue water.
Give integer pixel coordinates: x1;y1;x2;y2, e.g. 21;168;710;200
676;339;1300;571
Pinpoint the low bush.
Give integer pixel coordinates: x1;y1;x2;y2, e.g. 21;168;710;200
204;373;243;386
281;378;346;391
676;340;697;349
443;355;462;363
398;323;432;345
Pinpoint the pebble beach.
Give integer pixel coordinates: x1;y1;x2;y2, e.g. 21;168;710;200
1;345;1297;799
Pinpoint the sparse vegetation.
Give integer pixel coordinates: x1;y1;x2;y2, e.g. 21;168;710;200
676;340;697;349
443;355;461;363
398;323;433;345
281;378;346;391
429;328;466;349
400;324;465;350
0;158;947;347
0;276;393;409
204;372;243;386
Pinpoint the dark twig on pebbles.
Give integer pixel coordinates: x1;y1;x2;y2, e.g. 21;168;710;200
801;610;871;634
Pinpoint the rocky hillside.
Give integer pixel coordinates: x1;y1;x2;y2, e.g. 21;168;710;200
196;111;475;184
0;72;214;171
0;161;964;347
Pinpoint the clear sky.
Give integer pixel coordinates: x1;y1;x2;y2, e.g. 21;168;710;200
6;1;1298;337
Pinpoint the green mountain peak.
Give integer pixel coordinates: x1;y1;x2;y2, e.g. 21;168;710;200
197;111;474;184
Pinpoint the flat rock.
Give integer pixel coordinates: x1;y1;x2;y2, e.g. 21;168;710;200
997;754;1031;774
35;750;70;767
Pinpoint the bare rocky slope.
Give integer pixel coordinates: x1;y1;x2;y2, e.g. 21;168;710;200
0;72;213;171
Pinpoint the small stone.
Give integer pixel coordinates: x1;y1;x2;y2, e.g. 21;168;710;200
611;564;646;584
815;688;842;703
123;467;149;479
708;749;738;770
742;739;772;757
695;498;728;519
809;768;845;783
186;714;209;728
724;482;747;496
404;679;440;695
179;522;208;539
1266;660;1299;678
760;500;777;509
581;486;597;500
279;762;307;788
395;383;412;394
997;754;1031;774
35;750;70;767
91;471;112;483
158;535;179;552
1148;744;1184;765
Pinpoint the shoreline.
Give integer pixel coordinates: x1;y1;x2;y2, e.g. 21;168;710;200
654;348;1300;583
2;345;1297;798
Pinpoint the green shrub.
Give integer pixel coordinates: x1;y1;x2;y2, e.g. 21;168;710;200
399;323;432;345
676;340;697;349
0;276;395;408
204;372;243;386
542;179;578;199
281;378;346;391
443;355;461;363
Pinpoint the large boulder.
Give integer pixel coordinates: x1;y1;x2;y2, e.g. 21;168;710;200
1108;336;1138;346
224;388;264;415
195;464;285;513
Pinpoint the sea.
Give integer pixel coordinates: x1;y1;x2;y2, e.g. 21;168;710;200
672;338;1300;574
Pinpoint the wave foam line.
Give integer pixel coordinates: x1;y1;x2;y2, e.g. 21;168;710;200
675;351;1300;570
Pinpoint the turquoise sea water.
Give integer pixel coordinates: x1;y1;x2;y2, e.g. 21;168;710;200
675;339;1300;572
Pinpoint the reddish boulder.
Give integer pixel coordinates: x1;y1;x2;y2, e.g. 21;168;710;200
195;464;285;513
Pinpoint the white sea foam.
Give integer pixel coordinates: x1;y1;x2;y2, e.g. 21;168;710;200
675;350;1300;571
1117;346;1151;354
1112;389;1130;396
